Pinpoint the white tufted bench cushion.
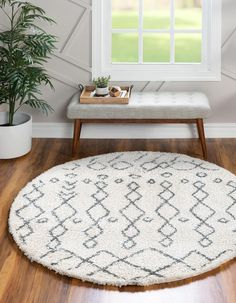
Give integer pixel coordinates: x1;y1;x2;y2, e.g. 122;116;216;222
67;91;211;159
67;92;211;120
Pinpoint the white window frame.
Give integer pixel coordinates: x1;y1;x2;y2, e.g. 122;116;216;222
92;0;221;81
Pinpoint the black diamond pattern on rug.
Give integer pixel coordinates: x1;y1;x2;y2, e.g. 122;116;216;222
9;151;236;286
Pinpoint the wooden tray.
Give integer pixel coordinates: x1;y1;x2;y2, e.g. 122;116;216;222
79;85;132;104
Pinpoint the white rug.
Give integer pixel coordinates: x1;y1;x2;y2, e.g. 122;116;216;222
9;152;236;286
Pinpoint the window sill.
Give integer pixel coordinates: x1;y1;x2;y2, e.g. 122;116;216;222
93;65;221;82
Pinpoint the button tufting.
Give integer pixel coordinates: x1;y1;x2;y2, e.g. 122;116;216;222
68;91;211;120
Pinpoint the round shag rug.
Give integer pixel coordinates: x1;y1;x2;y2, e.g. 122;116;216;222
9;152;236;286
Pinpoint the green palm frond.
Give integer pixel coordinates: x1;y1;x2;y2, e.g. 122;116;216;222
0;0;12;7
24;97;54;115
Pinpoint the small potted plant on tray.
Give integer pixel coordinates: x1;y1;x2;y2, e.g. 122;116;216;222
0;0;56;159
93;75;111;96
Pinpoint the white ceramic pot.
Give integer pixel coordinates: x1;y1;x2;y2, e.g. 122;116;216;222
96;86;109;96
0;112;32;159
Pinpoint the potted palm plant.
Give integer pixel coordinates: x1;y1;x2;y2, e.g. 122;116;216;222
0;0;56;159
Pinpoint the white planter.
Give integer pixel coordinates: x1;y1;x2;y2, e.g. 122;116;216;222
0;112;32;159
96;86;109;96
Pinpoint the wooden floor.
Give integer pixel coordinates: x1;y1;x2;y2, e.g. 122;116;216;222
1;138;236;303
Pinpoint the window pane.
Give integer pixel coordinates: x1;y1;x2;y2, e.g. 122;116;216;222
175;34;202;63
143;0;170;29
175;0;202;29
112;33;138;62
112;0;139;29
143;34;170;62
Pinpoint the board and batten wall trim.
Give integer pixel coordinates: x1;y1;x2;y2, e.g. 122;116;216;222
1;0;236;128
32;123;236;139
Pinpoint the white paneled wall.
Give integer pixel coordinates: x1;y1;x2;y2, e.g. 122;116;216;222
1;0;236;138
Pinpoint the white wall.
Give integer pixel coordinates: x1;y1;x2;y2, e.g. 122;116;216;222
1;0;236;138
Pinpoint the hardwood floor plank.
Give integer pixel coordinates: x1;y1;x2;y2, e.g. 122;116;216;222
0;138;236;303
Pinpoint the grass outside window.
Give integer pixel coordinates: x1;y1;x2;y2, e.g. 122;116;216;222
112;8;202;63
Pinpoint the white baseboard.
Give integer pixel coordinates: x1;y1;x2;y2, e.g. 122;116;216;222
32;122;236;139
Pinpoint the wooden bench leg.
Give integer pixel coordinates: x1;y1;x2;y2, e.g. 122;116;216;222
196;119;207;160
72;119;82;156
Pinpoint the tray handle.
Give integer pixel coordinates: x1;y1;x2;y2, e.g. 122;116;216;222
78;83;84;93
129;85;134;97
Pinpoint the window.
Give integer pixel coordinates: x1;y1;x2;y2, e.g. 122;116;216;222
92;0;221;81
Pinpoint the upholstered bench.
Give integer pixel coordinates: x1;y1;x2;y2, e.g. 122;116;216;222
67;92;211;158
